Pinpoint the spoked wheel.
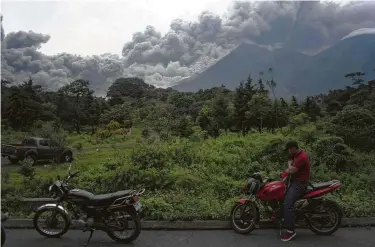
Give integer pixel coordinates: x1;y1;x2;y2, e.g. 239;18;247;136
33;207;70;238
308;200;342;235
231;202;259;234
106;209;141;243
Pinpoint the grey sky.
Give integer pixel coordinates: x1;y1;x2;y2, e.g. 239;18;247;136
1;0;234;56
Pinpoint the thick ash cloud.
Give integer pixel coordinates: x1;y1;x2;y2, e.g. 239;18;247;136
1;1;375;94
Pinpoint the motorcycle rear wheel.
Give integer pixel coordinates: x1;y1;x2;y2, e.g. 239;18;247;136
308;200;342;235
231;202;259;234
106;209;141;243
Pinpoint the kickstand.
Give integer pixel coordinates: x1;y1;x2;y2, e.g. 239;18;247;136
83;228;95;246
278;221;283;237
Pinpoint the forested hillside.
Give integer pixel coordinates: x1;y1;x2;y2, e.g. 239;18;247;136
1;68;375;219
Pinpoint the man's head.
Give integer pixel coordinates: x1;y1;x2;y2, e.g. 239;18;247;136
285;140;299;155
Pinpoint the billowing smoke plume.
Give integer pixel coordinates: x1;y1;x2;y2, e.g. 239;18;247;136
1;1;375;94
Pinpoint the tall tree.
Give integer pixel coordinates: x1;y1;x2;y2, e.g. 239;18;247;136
56;79;94;134
233;75;256;135
6;85;41;130
266;68;279;129
210;92;231;132
247;93;273;133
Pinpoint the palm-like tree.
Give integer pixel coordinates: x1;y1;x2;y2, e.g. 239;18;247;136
266;68;279;129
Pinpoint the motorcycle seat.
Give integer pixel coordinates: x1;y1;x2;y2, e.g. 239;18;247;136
307;180;340;191
90;190;134;206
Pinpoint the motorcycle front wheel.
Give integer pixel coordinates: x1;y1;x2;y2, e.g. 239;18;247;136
33;207;70;238
231;202;259;234
106;209;141;244
1;225;5;246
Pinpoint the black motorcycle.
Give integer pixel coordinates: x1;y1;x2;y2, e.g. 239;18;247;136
33;164;145;246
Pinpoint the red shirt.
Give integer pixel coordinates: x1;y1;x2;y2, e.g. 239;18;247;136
292;151;310;182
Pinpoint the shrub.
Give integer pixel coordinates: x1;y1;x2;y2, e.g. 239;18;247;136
95;129;112;139
2;127;375;220
106;120;121;131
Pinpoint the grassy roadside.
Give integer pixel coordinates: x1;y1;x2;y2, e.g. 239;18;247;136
2;125;375;220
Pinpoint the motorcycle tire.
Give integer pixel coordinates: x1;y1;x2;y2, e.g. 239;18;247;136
106;210;141;244
33;207;70;238
308;199;342;235
1;225;5;246
231;202;259;234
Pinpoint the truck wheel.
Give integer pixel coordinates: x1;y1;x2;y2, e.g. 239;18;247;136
24;155;36;166
9;158;19;164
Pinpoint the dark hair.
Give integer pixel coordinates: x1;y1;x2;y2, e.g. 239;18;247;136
285;140;299;150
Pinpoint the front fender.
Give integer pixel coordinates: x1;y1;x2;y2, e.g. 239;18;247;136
231;199;260;224
36;204;71;223
236;198;249;205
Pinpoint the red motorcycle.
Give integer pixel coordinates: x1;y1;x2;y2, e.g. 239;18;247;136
231;172;343;235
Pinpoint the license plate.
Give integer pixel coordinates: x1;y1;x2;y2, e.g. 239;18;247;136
134;202;142;212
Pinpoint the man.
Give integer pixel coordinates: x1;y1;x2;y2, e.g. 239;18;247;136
281;140;311;242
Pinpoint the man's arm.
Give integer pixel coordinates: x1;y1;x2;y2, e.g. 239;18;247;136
287;155;306;174
286;165;299;174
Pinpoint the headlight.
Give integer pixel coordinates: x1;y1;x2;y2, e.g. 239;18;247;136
49;185;53;192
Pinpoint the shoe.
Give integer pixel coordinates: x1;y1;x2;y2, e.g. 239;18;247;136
281;230;296;241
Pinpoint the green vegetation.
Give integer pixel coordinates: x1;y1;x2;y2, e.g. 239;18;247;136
1;69;375;220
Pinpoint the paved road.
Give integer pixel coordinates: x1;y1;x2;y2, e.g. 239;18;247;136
2;228;374;247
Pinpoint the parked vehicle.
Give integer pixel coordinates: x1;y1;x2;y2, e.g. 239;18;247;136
1;211;9;246
33;164;145;246
231;172;342;236
1;137;73;166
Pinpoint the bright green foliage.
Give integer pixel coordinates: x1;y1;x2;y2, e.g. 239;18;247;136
1;70;375;219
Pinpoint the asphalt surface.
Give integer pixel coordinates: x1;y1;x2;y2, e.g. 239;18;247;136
2;228;374;247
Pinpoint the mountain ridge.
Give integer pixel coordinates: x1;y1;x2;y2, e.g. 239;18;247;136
172;33;375;97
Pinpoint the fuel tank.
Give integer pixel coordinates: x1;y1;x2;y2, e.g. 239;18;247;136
67;189;94;202
256;181;286;201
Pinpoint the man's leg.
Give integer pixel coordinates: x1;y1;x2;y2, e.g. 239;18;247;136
281;181;301;241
